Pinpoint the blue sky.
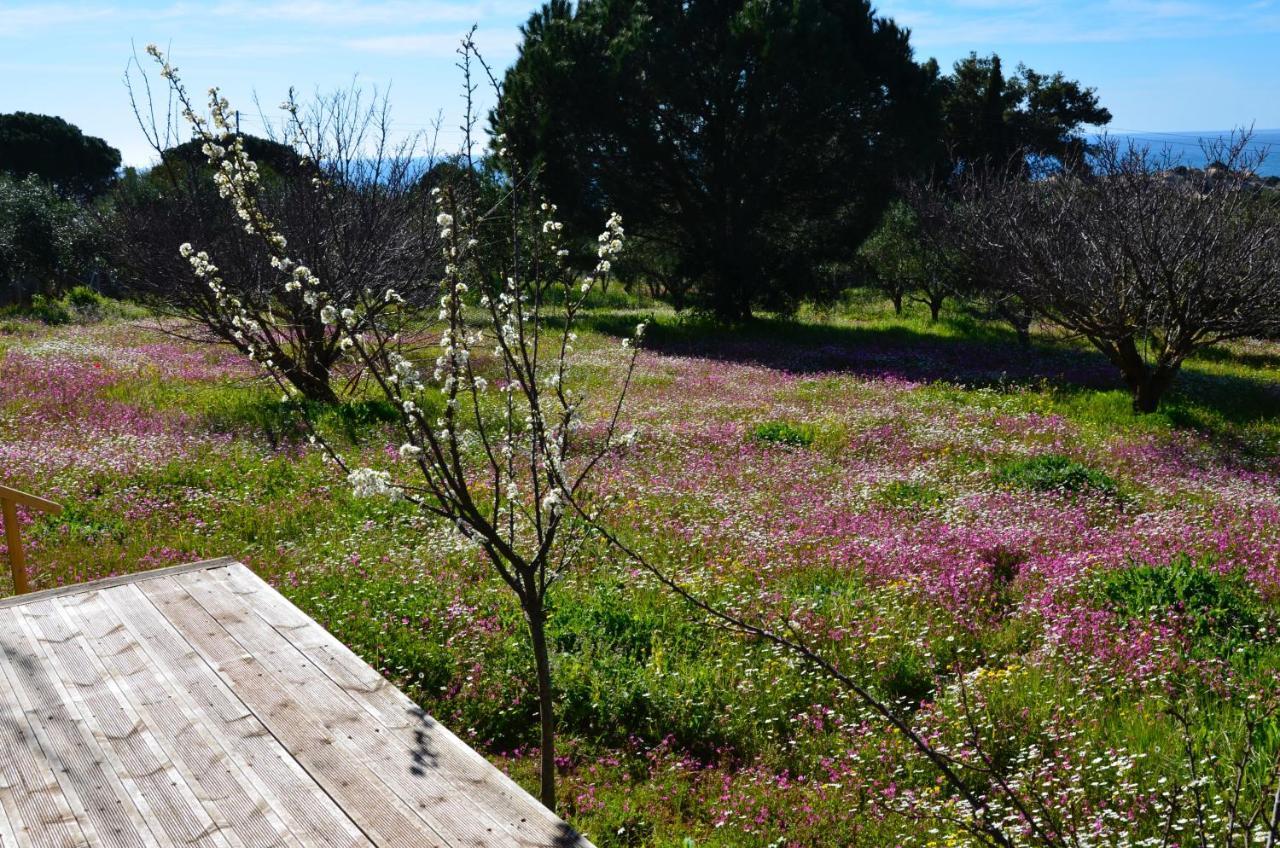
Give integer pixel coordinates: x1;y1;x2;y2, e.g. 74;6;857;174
2;0;1279;166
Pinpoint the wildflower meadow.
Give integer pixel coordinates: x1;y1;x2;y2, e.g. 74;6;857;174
4;289;1279;845
7;4;1280;845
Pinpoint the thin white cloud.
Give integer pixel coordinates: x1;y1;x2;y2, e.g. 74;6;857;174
347;27;519;58
0;3;115;36
880;0;1280;47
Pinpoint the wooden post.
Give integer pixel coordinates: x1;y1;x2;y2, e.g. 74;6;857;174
0;484;63;595
2;499;27;595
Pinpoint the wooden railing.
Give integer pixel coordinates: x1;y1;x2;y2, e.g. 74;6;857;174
0;484;63;595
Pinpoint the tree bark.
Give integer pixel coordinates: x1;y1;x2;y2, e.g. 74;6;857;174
891;292;903;315
928;294;943;322
279;360;340;404
1132;363;1179;413
1106;335;1180;413
710;285;752;322
525;604;557;812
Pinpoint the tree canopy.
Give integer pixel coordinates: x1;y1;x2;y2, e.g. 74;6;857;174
941;53;1111;174
496;0;944;320
161;134;305;178
949;137;1280;412
0;174;101;305
0;112;121;198
859;199;958;320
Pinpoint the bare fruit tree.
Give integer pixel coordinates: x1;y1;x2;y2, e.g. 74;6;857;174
113;54;440;403
953;134;1280;411
147;38;644;813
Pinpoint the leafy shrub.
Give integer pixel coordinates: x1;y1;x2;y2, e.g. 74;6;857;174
751;420;816;447
28;293;70;325
994;453;1118;496
0;174;102;306
65;285;102;309
1094;555;1261;649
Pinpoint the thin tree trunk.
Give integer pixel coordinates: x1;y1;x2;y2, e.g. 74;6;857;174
525;605;557;812
891;292;903;315
929;295;943;322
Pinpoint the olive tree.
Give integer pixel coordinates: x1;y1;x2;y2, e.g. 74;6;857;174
954;136;1280;411
860;198;956;320
0;174;102;306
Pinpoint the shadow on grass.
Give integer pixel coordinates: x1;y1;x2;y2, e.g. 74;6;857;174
1161;368;1280;435
590;310;1116;386
586;311;1280;435
206;394;404;447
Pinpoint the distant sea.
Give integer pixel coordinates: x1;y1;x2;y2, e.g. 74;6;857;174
1093;129;1280;177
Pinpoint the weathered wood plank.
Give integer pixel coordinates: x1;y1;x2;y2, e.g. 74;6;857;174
0;628;89;848
0;608;156;847
96;582;374;848
0;559;238;611
141;575;455;848
209;564;592;848
57;588;307;848
175;567;530;848
15;599;236;848
0;558;590;848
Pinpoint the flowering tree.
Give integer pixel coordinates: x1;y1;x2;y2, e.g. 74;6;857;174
117;54;439;403
148;40;644;812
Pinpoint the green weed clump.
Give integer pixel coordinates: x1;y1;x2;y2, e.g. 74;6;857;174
28;293;72;325
874;480;946;511
2;288;134;325
65;285;103;309
1094;555;1262;651
751;420;816;447
995;452;1119;496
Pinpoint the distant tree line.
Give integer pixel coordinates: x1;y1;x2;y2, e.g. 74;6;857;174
495;0;1280;412
495;0;1112;321
0;113;119;307
8;0;1280;415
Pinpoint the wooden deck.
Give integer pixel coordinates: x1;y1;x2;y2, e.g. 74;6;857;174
0;558;591;847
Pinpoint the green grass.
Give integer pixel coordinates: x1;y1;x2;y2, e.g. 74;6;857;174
7;289;1280;846
0;290;147;326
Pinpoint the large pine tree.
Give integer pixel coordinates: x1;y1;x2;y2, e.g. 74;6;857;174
940;53;1112;174
496;0;944;320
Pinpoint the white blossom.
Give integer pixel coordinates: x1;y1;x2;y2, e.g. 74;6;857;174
348;468;397;499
